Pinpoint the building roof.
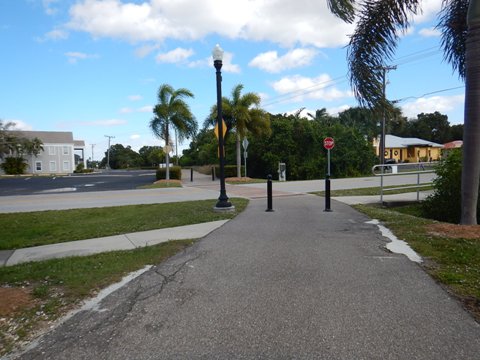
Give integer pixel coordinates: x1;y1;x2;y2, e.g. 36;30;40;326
9;131;75;144
385;134;444;148
443;140;463;149
74;140;85;147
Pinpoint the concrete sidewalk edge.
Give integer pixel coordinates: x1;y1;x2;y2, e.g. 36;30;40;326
3;220;229;267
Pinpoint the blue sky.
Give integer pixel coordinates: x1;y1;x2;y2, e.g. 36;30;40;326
1;0;465;160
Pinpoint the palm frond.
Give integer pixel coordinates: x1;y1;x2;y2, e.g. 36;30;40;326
348;0;420;109
438;0;468;79
327;0;357;23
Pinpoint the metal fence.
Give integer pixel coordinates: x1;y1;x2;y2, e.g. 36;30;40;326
372;162;437;203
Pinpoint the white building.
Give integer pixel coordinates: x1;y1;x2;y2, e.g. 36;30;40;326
2;131;86;175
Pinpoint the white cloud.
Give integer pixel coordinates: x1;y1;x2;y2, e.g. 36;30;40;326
80;119;127;126
156;47;194;63
7;120;33;131
249;48;318;73
65;51;98;64
411;0;443;24
271;74;352;102
128;95;142;101
65;0;353;48
130;134;141;140
401;94;464;118
327;104;351;116
137;105;153;113
37;28;69;42
43;0;59;15
418;27;441;37
120;107;133;114
135;44;160;58
187;51;240;73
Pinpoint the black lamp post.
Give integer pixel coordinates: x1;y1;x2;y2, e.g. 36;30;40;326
212;44;233;210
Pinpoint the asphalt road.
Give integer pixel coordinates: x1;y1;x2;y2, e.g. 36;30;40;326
14;196;480;359
0;170;156;196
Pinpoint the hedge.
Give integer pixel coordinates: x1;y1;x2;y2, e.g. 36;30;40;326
156;166;182;180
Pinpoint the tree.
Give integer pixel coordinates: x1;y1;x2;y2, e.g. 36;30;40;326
150;84;197;180
206;84;270;178
100;144;141;169
138;146;165;168
328;0;480;224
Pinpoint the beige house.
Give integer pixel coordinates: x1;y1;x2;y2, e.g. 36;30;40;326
373;135;444;163
1;131;86;175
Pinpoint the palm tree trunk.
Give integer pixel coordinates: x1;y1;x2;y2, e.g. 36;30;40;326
165;123;170;181
236;132;241;178
461;1;480;225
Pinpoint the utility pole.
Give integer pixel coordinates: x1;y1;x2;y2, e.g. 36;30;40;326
378;65;396;166
90;144;95;168
104;135;115;170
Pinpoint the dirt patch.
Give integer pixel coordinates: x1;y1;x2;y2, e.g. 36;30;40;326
225;177;253;182
0;287;36;316
425;223;480;240
154;179;182;185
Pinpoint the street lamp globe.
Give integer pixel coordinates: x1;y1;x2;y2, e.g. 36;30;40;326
212;44;224;61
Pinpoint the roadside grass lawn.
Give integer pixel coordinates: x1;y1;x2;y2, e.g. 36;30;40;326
0;198;248;250
0;197;249;356
0;240;194;356
312;183;433;197
354;203;480;322
226;177;268;185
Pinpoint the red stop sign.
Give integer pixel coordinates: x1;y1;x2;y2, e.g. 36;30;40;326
324;137;335;150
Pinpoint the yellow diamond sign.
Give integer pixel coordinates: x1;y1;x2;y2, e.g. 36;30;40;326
214;118;227;139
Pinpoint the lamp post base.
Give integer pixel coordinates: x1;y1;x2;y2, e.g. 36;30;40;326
213;204;236;212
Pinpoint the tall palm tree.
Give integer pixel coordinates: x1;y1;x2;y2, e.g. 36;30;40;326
150;84;197;180
328;0;480;225
206;84;270;178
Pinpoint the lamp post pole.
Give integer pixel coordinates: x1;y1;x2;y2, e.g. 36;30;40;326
212;44;232;209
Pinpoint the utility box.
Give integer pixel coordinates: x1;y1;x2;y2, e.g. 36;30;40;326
278;163;286;182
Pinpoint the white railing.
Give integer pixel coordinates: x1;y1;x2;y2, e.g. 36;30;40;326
372;162;436;203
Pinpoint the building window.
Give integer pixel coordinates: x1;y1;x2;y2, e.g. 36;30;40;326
49;146;56;155
63;161;70;172
35;161;42;171
63;146;69;155
49;161;57;172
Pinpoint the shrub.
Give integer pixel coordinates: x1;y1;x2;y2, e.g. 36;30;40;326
422;149;479;223
213;165;244;178
1;157;27;175
156;166;182;180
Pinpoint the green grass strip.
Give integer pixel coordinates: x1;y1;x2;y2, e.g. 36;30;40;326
0;240;194;355
312;184;433;197
354;204;480;304
0;198;248;250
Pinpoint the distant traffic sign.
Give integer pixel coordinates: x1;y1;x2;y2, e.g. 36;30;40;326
323;137;335;150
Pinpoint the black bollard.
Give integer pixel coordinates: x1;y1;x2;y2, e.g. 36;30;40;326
324;174;332;212
266;174;274;212
212;166;215;181
190;168;193;182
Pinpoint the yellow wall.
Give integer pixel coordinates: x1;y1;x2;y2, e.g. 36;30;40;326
380;147;442;162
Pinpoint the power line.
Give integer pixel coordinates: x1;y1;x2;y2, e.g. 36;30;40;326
393;85;465;103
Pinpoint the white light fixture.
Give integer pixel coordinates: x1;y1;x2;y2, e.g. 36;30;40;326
212;44;224;61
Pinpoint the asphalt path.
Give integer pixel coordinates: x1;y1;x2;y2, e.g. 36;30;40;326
14;196;480;359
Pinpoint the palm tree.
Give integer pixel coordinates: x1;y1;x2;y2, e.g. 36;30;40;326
328;0;480;225
206;84;270;178
150;84;197;180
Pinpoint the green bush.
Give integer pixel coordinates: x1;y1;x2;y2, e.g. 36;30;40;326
156;166;182;180
422;149;479;223
213;165;244;178
1;157;27;175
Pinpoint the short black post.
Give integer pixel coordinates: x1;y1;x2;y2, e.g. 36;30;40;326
324;174;332;212
266;174;274;212
212;166;215;181
190;168;194;182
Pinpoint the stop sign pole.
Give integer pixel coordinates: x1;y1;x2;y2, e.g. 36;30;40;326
323;137;334;212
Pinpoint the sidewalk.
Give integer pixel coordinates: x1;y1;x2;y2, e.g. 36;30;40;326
0;189;432;267
15;194;480;359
